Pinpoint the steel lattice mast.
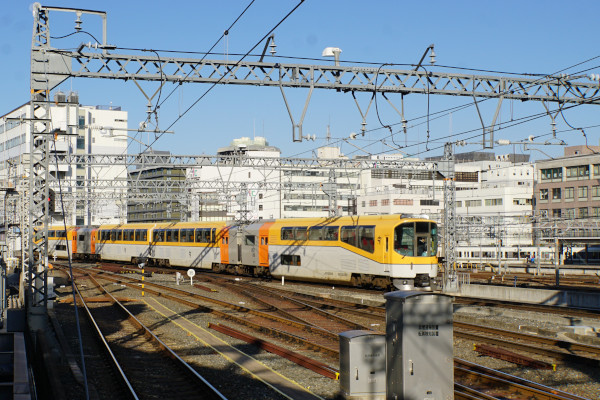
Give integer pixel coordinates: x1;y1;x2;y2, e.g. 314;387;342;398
28;4;600;306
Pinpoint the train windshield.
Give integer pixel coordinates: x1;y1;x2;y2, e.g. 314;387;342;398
394;222;437;257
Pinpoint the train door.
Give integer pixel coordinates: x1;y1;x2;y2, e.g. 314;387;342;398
220;228;230;264
383;234;390;272
258;222;274;267
91;228;97;255
69;228;78;255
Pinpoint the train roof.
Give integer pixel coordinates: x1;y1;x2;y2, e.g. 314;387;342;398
269;214;434;228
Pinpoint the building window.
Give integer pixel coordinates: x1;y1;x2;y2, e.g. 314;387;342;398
465;200;482;207
393;199;413;205
539;189;548;201
78;115;85;128
579;207;589;218
456;201;462;207
552;188;561;200
540;167;562;180
420;199;439;206
592;185;600;199
369;200;377;207
381;199;390;206
578;186;588;200
76;137;85;150
484;198;503;206
361;201;366;207
513;198;532;205
566;165;590;180
258;204;263;211
564;187;574;200
552;209;561;218
565;208;575;218
594;164;600;177
593;207;600;217
259;193;263;199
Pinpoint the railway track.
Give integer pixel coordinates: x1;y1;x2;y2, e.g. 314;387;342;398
197;275;600;367
73;272;228;400
59;264;593;399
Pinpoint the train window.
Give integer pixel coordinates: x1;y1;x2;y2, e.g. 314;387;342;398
294;227;307;240
430;223;438;256
323;226;339;241
141;230;147;241
125;230;134;241
357;226;375;253
135;230;142;241
395;223;414;256
48;230;56;238
245;235;256;245
117;230;122;241
211;228;216;243
341;226;357;247
281;254;301;266
416;222;429;234
194;228;207;243
79;235;85;241
166;229;179;242
416;236;428;257
308;226;323;240
180;229;192;242
153;230;164;242
281;227;294;240
58;230;66;238
261;237;264;245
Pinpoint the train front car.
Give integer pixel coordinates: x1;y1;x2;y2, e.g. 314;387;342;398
267;214;438;291
388;216;438;290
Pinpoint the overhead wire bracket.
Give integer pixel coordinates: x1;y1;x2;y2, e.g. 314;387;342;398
279;66;313;142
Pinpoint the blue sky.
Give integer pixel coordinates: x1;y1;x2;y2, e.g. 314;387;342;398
1;1;599;161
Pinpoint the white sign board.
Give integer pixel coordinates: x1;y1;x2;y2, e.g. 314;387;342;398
187;268;195;285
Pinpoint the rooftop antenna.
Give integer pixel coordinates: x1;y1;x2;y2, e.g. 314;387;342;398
326;124;331;143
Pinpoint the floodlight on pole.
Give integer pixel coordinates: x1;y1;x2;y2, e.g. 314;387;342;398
322;47;342;66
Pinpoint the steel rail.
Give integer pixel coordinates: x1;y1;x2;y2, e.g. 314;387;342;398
90;267;341;341
209;275;373;331
84;273;229;400
72;266;340;357
455;296;600;320
208;322;340;380
73;281;140;400
455;359;588;400
455;321;600;360
66;265;585;400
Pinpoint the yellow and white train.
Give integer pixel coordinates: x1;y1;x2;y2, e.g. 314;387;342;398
46;214;439;290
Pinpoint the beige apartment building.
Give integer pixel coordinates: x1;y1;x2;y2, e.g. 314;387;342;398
535;145;600;219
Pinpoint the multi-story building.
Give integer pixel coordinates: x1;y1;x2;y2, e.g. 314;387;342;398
0;93;128;226
358;153;536;249
187;137;359;221
127;150;187;223
535;145;600;220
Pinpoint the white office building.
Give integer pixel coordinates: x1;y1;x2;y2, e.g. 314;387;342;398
0;93;128;226
188;137;359;221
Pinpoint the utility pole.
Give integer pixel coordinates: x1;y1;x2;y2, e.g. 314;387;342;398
322;169;339;217
442;143;457;291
